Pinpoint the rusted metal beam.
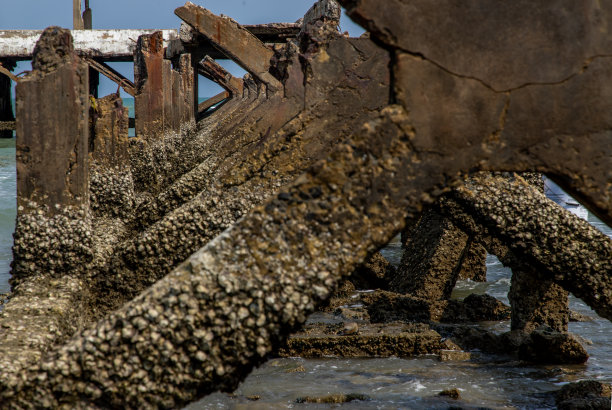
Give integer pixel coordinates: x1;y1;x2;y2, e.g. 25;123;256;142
84;57;135;96
198;56;243;96
197;90;229;114
175;2;282;91
0;30;178;61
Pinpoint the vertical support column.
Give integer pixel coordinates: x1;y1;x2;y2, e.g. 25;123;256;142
389;208;468;300
179;53;195;127
134;31;164;140
89;93;134;219
12;27;92;286
0;59;16;138
73;0;84;29
161;59;175;133
508;173;569;333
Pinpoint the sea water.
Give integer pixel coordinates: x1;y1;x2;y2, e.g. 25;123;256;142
0;137;610;407
0;138;15;294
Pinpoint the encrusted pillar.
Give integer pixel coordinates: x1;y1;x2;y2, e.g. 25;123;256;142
0;27;93;383
12;27;92;286
507;173;569;332
89;93;133;219
389;208;469;300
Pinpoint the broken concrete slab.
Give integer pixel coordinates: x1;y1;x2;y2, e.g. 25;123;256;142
278;322;442;358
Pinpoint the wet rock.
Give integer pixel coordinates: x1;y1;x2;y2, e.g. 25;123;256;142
569;310;594;322
334;306;369;322
518;326;589;364
439;350;471;362
363;290;510;323
555;380;612;410
296;393;370;404
439;388;461;399
339;321;359;335
349;252;393;290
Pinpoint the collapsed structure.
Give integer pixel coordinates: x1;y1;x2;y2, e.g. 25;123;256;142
0;0;610;407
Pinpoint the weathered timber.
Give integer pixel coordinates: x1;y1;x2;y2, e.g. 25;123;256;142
134;31;164;139
0;29;178;61
0;61;20;82
90;93;129;167
134;33;194;140
84;57;135;96
15;27;89;215
178;53;195;125
167;22;300;60
301;0;341;30
340;0;612;226
0;60;15;138
175;2;283;91
198;56;244;96
198;91;229;114
83;0;92;30
1;27;94;384
73;0;84;30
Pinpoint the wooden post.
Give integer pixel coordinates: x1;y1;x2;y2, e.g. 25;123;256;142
15;30;89;213
179;53;195;126
90;93;129;167
161;59;174;133
134;31;164;139
83;0;92;29
73;0;84;30
0;59;15;138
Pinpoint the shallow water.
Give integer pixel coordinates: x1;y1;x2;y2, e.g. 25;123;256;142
190;215;612;409
0;141;610;407
0;138;15;294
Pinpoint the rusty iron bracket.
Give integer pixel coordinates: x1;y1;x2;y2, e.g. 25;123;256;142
84;57;136;96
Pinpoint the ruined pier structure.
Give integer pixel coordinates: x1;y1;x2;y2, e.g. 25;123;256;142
0;0;611;408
